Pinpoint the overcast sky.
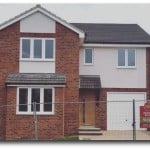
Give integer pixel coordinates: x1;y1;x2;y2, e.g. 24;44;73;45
0;3;150;34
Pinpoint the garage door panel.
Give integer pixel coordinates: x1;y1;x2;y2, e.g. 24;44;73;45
107;93;145;101
108;101;133;130
107;92;146;131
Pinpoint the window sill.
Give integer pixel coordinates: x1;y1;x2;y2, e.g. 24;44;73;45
20;59;55;62
84;63;94;66
16;112;54;115
116;66;136;69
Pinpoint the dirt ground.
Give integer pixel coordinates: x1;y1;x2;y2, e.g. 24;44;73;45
79;130;150;140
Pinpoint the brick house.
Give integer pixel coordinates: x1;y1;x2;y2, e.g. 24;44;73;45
0;5;150;140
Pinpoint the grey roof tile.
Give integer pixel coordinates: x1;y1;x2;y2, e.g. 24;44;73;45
6;73;66;85
72;23;150;44
80;75;101;89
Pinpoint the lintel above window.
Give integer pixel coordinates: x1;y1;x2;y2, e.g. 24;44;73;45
20;38;55;61
117;48;136;68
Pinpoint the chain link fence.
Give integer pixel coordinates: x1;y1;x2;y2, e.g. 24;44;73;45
0;100;150;141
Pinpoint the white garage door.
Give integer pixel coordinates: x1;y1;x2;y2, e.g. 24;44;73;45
107;92;146;130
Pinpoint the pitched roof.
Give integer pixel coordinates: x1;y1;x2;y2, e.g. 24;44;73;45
72;23;150;44
1;5;150;44
6;73;66;85
80;75;101;89
0;5;84;38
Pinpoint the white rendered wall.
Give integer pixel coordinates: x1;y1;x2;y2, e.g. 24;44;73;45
79;47;146;88
20;12;56;33
19;61;55;73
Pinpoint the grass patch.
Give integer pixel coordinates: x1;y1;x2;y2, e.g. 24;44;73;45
54;135;79;141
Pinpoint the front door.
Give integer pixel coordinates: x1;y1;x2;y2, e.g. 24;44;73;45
79;90;96;126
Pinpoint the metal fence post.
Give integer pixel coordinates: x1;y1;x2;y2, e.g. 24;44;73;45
132;99;136;141
82;96;85;125
33;101;38;140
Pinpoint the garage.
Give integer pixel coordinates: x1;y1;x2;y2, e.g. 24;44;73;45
107;92;146;130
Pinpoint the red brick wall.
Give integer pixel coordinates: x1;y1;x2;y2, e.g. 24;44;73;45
5;87;64;140
0;20;79;139
0;22;20;139
56;23;79;135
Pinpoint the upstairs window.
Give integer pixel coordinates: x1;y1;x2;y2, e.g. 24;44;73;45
118;48;136;68
34;39;42;58
21;38;55;61
128;49;136;66
45;40;54;59
84;48;93;65
22;39;30;58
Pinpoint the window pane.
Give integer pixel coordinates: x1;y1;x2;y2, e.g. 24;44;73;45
34;40;42;58
31;88;40;112
19;88;28;112
128;49;135;66
22;39;30;58
85;49;92;64
118;49;125;66
45;40;54;59
44;89;52;112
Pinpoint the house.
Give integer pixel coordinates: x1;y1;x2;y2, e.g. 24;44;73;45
0;4;150;140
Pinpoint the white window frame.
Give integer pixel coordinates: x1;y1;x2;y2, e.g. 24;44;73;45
20;37;55;61
117;48;136;69
84;48;94;65
16;87;55;115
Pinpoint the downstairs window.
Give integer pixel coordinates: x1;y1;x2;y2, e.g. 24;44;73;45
17;87;54;115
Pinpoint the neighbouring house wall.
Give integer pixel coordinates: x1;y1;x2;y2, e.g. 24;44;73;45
0;22;20;139
80;47;146;88
20;12;56;33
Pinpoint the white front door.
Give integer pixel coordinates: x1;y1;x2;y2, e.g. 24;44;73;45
107;92;146;130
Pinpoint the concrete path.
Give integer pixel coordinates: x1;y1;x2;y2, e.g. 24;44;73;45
79;130;150;140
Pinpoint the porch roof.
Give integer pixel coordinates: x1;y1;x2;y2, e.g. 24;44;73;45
79;75;101;89
5;73;66;86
